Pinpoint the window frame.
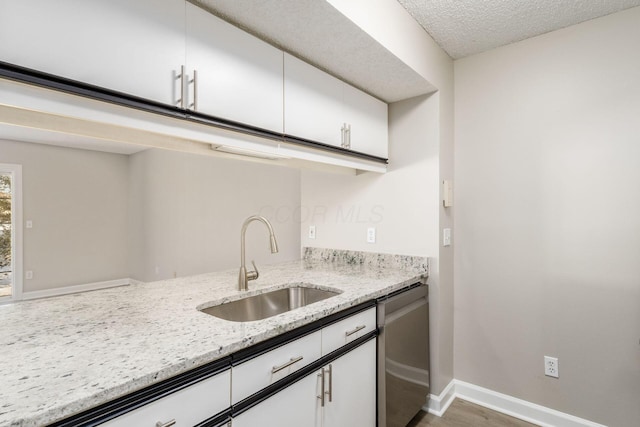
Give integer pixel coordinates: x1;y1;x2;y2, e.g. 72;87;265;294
0;163;23;303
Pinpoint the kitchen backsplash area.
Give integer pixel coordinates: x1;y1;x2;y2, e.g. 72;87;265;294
303;247;429;274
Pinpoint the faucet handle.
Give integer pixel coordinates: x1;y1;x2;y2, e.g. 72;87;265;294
247;260;259;281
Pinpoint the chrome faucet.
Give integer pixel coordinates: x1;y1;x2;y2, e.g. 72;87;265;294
238;215;279;291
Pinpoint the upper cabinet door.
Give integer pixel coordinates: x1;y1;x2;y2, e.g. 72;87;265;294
284;53;345;148
0;0;186;106
342;84;388;159
284;53;388;159
185;3;284;133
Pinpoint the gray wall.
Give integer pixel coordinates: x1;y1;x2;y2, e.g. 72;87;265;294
128;149;301;282
454;7;640;426
1;140;301;290
0;139;129;292
300;92;455;394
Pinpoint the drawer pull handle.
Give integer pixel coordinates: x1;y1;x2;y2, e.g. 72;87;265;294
325;364;333;402
177;65;185;108
272;356;303;374
156;420;176;427
189;69;198;111
318;371;325;407
345;325;366;337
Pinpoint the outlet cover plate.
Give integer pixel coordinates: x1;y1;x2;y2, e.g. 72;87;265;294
367;227;376;243
544;356;559;378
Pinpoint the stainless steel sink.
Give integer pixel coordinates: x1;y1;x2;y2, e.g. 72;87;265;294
199;285;342;322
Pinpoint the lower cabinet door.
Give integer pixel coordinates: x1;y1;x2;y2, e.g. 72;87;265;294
322;339;376;427
232;370;321;427
100;369;230;427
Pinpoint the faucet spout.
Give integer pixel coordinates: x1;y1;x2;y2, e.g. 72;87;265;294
239;215;279;291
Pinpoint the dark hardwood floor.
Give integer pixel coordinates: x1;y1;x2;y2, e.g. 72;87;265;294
406;398;537;427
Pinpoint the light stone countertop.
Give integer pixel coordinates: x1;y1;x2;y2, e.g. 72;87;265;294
0;249;428;427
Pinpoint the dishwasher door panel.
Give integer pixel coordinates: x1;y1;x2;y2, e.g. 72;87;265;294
378;285;429;427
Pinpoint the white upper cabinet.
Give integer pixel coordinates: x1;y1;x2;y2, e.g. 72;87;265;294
0;0;186;106
342;83;388;159
284;53;388;159
185;3;283;133
1;1;386;168
284;53;345;147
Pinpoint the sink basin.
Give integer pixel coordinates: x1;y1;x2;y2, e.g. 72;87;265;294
199;285;342;322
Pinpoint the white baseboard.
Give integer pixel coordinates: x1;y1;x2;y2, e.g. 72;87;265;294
425;379;456;417
424;380;606;427
22;278;133;300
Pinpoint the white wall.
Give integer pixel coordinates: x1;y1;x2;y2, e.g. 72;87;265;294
454;7;640;426
301;93;454;398
301;94;439;255
306;0;455;396
0;139;129;292
128;149;301;282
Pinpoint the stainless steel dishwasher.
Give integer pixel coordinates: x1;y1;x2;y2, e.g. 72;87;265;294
377;284;429;427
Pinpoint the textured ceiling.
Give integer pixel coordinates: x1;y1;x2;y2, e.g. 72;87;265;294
190;0;640;100
397;0;640;59
191;0;435;102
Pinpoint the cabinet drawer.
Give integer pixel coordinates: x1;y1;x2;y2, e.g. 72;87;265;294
321;307;376;355
232;330;321;404
100;369;230;427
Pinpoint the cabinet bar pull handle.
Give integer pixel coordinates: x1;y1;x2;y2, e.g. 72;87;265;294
345;324;366;337
326;364;333;402
177;65;185;109
346;123;351;148
318;371;325;407
340;123;345;147
156;419;176;427
272;355;303;374
190;69;198;111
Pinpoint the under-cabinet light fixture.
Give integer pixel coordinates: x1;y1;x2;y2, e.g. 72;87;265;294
212;144;291;160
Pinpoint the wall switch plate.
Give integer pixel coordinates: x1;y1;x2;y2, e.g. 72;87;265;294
367;227;376;243
25;270;33;280
443;228;452;246
308;225;316;239
544;356;559;378
443;180;453;207
26;220;33;229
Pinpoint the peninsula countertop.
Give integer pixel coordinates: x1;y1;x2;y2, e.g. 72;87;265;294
0;249;428;427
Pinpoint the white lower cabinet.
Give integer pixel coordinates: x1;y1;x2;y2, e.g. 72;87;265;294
58;308;375;426
232;370;321;427
321;307;376;355
232;330;322;404
100;369;230;427
232;339;376;427
321;339;376;427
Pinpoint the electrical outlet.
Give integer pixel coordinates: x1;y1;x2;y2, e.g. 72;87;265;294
544;356;559;378
308;225;316;239
25;270;33;280
443;228;452;246
367;227;376;243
